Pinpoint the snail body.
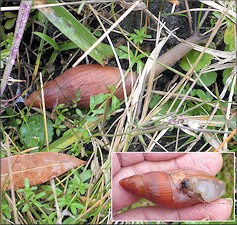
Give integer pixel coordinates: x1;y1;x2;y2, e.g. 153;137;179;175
26;64;136;109
119;169;226;209
26;34;208;109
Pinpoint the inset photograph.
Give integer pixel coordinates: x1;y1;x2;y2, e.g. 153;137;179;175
112;152;234;222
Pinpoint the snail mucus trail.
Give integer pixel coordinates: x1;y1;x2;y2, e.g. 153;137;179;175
119;169;226;209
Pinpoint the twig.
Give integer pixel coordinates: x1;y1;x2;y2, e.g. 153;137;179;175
184;0;193;33
1;0;32;96
50;178;62;224
214;128;237;152
4;132;19;224
39;72;49;151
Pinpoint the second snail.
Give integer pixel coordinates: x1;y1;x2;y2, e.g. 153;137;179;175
119;169;226;209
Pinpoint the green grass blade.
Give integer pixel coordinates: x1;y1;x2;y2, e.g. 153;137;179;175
58;41;78;51
34;31;59;50
35;0;114;65
42;132;81;152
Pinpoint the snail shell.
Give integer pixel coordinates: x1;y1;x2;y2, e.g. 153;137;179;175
26;64;136;109
119;169;226;208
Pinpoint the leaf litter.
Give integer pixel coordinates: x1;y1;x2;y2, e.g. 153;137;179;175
1;152;87;190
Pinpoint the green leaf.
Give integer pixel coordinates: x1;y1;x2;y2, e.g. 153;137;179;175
79;170;92;183
129;26;151;44
75;88;81;103
0;61;4;69
1;49;11;58
224;23;235;51
20;114;54;149
70;202;84;215
197;71;217;87
37;11;46;24
58;41;78;51
111;95;120;110
33;200;43;208
78;183;88;195
95;93;108;105
22;204;29;213
86;116;98;122
222;67;236;95
179;50;214;72
35;192;46;199
82;129;89;140
92;108;104;115
4;12;16;19
34;32;59;51
195;89;206;99
90;96;96;110
157;102;174;116
136;59;144;74
76;108;83;117
24;178;30;188
42;131;81;152
90;93;107;110
36;0;113;65
4;18;16;30
1;198;12;220
149;94;162;109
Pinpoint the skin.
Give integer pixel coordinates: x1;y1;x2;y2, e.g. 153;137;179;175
112;153;232;221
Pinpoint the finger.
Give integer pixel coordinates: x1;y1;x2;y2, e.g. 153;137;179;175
112;153;121;177
119;152;223;176
175;152;223;175
113;199;232;221
118;152;185;167
117;153;145;167
144;152;185;161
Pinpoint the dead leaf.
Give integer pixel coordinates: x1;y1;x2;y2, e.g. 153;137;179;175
1;152;87;191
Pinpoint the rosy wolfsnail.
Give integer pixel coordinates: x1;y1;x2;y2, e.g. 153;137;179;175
119;169;226;208
25;64;136;109
26;34;208;109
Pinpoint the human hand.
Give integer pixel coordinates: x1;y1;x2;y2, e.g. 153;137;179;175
112;152;232;221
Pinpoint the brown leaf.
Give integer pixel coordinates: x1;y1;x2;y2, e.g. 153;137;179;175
1;152;87;191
